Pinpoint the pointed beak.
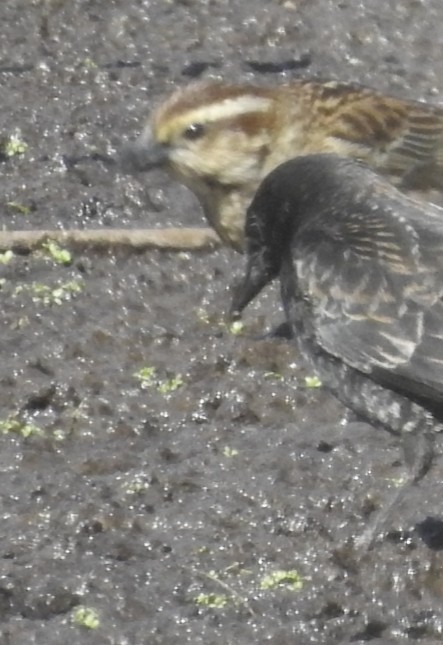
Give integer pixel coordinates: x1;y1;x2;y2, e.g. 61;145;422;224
119;129;170;174
228;258;271;321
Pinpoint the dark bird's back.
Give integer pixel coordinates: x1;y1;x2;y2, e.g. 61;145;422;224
230;154;443;457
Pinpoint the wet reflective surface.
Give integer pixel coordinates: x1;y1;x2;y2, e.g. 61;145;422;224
2;1;443;642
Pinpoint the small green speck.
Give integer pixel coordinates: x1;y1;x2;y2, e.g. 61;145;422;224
260;569;303;591
195;593;229;609
0;416;43;438
133;366;157;388
157;374;184;394
228;320;245;335
304;375;322;388
0;250;14;265
80;57;98;69
124;475;150;495
41;240;72;265
6;201;31;215
223;446;238;458
71;605;100;629
3;130;28;157
134;366;184;394
13;280;83;305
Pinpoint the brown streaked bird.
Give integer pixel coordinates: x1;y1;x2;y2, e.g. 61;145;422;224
230;154;443;494
121;79;443;252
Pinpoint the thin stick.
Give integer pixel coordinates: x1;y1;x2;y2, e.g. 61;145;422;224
0;227;222;252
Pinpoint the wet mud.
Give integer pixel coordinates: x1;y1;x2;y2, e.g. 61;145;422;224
2;1;443;642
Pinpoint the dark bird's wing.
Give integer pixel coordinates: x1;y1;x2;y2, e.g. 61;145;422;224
293;189;443;404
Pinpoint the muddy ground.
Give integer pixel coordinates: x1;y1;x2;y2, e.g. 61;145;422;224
2;1;443;643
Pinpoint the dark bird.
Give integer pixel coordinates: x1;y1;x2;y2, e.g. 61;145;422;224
230;153;443;496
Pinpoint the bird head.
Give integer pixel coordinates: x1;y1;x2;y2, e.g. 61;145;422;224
229;154;356;319
120;82;277;198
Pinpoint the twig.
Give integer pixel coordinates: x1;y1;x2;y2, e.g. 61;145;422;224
0;227;222;252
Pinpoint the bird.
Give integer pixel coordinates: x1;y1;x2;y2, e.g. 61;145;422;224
120;79;443;252
229;153;443;495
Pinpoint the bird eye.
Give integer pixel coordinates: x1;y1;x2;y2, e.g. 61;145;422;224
182;123;205;140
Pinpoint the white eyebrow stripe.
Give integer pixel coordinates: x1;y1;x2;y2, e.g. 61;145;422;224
183;95;272;124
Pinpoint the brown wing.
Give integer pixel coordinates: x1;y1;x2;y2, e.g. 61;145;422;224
384;107;443;183
293;191;443;402
309;82;443;186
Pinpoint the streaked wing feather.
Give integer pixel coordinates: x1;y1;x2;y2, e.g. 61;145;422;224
386;110;443;169
326;93;443;184
395;303;443;400
294;199;443;401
